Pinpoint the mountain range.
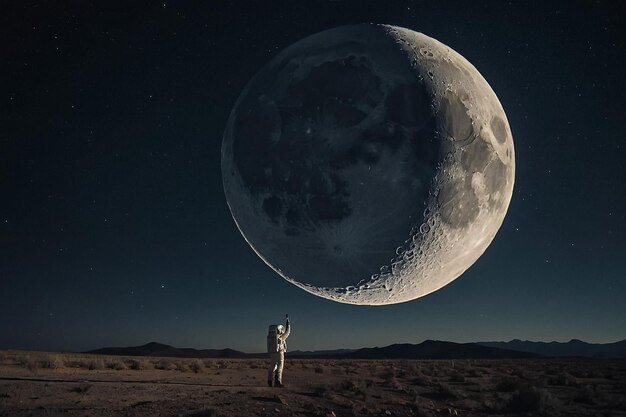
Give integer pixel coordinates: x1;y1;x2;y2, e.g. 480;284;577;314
88;342;248;358
86;339;626;359
478;339;626;358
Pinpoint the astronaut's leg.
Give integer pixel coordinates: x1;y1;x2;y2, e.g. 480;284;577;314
274;352;285;387
267;353;278;386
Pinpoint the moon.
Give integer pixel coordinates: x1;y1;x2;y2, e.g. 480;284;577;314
221;24;515;305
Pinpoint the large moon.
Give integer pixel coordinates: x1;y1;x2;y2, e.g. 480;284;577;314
221;24;515;305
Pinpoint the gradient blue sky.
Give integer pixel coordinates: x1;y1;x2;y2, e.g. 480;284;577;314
2;0;624;353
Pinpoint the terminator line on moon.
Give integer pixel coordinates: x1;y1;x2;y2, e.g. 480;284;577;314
221;24;515;305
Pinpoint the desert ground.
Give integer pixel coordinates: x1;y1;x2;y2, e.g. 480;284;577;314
0;350;625;416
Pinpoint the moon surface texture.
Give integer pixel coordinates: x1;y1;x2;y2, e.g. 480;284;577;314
221;24;515;305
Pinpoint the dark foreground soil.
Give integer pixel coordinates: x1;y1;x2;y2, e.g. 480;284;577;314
1;350;625;416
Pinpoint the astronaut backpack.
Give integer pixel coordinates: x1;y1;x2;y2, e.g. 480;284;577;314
267;324;280;353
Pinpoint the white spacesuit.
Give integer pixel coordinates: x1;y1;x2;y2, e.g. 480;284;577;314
267;316;291;387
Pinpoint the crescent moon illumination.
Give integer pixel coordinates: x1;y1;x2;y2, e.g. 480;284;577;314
221;24;515;305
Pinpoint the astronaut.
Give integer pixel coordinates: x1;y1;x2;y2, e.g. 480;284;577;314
267;314;291;387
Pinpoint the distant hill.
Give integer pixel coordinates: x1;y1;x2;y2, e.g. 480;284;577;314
478;339;626;358
342;340;541;359
87;342;247;358
288;341;540;359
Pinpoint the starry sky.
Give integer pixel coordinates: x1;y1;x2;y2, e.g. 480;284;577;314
2;1;625;353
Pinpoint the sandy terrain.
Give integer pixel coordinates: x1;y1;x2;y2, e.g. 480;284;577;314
1;350;625;416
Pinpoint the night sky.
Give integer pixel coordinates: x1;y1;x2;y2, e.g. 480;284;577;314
2;1;625;353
